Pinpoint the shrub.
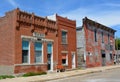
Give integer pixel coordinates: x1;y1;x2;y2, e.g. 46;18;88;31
0;75;15;80
22;72;47;77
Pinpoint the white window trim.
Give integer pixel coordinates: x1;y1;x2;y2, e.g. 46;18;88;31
66;54;68;65
51;43;53;71
22;39;31;64
61;30;68;44
34;41;44;64
28;41;30;64
42;43;44;63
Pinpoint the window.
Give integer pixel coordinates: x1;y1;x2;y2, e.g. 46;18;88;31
108;34;110;43
34;42;42;63
47;43;52;54
94;30;97;42
62;31;67;44
62;54;68;65
110;54;112;60
62;59;66;64
101;32;104;43
22;40;29;63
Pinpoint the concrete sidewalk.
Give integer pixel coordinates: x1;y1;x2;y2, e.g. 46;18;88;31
0;65;120;82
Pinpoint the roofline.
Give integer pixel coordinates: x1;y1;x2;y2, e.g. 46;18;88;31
83;17;116;33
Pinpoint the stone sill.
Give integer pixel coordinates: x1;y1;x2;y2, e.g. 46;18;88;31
61;43;68;45
14;63;47;66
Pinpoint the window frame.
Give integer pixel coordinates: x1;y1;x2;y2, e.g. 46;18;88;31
94;29;97;42
101;32;104;43
62;54;68;65
34;41;43;63
108;34;110;43
61;30;68;44
110;53;113;60
22;39;30;64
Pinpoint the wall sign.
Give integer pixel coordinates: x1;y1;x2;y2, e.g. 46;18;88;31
33;32;45;38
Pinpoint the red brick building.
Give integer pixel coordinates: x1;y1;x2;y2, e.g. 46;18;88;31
48;14;77;70
0;9;77;75
77;17;116;68
56;15;77;69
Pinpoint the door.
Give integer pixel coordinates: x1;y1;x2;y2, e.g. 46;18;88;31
47;43;53;71
47;54;51;70
72;53;76;69
102;53;106;66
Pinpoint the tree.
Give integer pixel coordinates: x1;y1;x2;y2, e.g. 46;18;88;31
115;38;120;50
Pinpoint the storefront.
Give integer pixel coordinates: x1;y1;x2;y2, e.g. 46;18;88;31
0;8;77;75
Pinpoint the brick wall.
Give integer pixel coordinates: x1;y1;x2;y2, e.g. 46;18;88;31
83;17;116;67
14;9;58;73
14;64;47;74
0;10;15;65
0;8;58;74
56;15;77;69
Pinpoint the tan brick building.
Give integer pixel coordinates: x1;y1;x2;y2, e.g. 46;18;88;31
0;8;77;75
77;17;116;68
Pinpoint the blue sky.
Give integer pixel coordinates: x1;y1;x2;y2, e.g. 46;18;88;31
0;0;120;37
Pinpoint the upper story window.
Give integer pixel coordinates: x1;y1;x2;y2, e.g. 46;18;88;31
62;31;67;44
101;32;104;43
94;30;97;42
22;40;30;63
108;34;110;43
34;42;42;63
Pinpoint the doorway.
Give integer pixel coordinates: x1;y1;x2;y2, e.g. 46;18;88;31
102;53;106;66
47;54;51;70
72;52;76;69
47;43;53;71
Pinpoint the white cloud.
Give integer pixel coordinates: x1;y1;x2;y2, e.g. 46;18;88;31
61;7;120;27
7;0;19;7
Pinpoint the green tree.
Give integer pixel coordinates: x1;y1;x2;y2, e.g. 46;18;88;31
115;38;120;50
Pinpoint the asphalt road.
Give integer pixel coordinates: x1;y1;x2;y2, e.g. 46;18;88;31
46;68;120;82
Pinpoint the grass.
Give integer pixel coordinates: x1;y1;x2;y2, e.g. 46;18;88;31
0;75;15;80
22;72;47;77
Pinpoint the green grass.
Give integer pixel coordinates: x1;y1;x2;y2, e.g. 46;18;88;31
0;75;15;80
22;72;47;77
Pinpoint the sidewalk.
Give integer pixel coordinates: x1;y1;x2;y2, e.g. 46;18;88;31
0;65;120;82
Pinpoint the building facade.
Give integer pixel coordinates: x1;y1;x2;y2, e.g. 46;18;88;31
48;14;77;69
0;9;77;75
56;15;77;69
77;17;116;68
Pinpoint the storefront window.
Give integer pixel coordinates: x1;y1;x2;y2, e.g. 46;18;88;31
34;42;42;63
22;40;29;63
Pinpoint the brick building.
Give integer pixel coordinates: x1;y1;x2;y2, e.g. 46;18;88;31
0;8;77;75
77;17;116;68
48;15;77;69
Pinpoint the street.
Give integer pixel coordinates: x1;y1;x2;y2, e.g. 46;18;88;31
46;68;120;82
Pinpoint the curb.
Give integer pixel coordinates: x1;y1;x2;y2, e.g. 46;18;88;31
30;66;120;82
30;70;102;82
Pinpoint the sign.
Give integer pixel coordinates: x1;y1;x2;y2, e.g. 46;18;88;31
33;32;45;38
